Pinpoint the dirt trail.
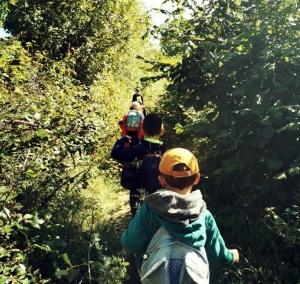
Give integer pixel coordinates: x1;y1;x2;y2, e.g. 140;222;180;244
112;191;141;284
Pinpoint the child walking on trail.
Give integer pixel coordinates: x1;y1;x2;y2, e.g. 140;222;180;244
111;113;167;217
119;101;145;147
132;88;144;104
121;148;239;281
132;88;146;116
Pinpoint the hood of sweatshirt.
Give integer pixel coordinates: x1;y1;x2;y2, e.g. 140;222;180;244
145;189;207;247
146;189;206;225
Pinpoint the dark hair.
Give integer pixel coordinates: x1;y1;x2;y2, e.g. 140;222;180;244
160;163;197;190
143;114;163;136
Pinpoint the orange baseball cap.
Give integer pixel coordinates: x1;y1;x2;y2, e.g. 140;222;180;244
159;148;200;177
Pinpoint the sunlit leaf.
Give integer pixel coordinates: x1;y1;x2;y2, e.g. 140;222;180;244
23;214;33;219
0;187;8;193
288;167;300;176
62;253;72;266
273;172;286;180
36;129;47;138
25;169;36;179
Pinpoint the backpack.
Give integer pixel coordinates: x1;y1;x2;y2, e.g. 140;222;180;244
137;149;162;195
120;145;162;195
140;227;210;284
125;110;141;131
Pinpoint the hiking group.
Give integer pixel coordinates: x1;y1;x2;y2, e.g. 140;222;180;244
111;89;239;283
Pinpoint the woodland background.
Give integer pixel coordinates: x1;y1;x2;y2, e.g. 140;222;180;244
0;0;300;283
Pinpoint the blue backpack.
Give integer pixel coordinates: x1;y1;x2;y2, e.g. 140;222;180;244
125;110;141;131
136;149;162;195
140;227;210;284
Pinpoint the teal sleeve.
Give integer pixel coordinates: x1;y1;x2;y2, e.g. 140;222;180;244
121;203;160;270
204;210;234;267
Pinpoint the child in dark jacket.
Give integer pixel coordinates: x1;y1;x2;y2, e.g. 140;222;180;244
121;148;239;280
111;113;166;217
132;88;146;116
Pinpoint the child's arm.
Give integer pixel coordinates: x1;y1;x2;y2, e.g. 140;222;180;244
204;209;239;266
111;136;143;161
121;203;160;270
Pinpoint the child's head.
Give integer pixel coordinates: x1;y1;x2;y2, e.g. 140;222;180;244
143;114;164;137
131;101;142;111
159;148;200;190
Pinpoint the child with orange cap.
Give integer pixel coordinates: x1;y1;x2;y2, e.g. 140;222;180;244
121;148;239;282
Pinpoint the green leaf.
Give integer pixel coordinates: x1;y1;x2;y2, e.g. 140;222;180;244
239;109;251;116
281;75;293;84
273;172;287;180
13;203;23;210
225;164;234;173
217;130;228;138
2;194;17;202
29;220;41;229
276;122;299;133
3;266;13;275
25;169;36;179
44;212;52;220
36;129;47;138
283;48;294;56
34;112;41;120
288;167;300;176
261;116;272;126
18;263;26;272
271;110;282;118
0;186;8;193
62;253;72;266
268;160;283;170
0;212;7;219
55;270;69;278
232;136;244;144
232;86;246;95
92;261;102;269
32;244;51;252
66;268;77;282
249;136;260;146
23;214;33;219
33;212;45;224
93;232;100;241
263;126;274;138
213;168;223;175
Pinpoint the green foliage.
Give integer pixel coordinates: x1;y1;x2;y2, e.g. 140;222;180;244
0;0;165;275
265;205;300;247
149;0;300;282
55;233;129;283
2;0;150;85
0;202;51;283
0;37;132;283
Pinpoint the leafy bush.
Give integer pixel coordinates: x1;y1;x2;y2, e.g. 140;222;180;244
0;38;129;283
150;0;300;282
